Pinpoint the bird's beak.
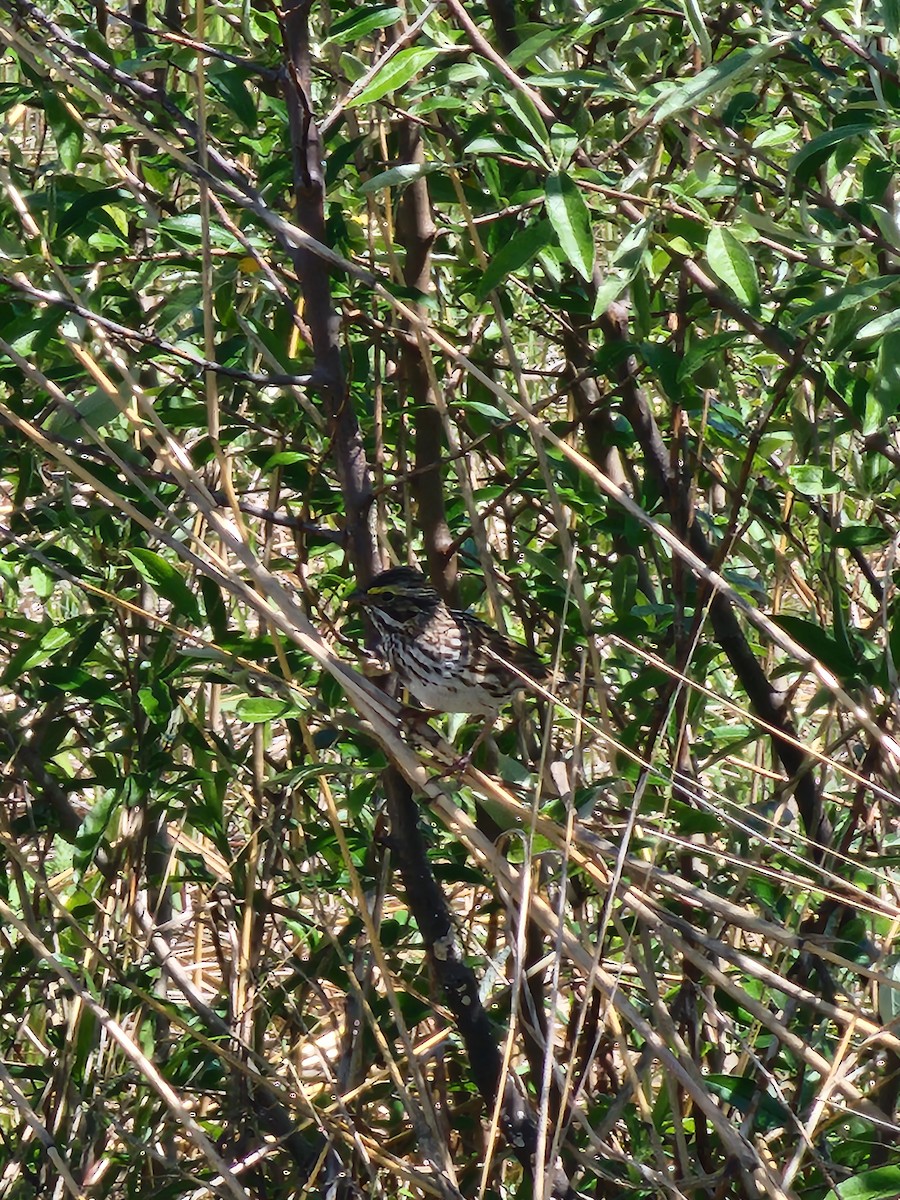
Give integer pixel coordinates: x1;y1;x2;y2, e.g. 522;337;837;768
348;587;369;607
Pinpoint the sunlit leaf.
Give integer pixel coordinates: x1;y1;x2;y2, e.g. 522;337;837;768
825;1166;900;1200
326;5;401;44
706;225;759;310
786;464;843;496
545;171;594;281
788;123;872;189
125;549;201;624
858;309;900;339
234;697;297;723
869;330;900;428
360;162;444;193
796;275;900;326
478;220;552;297
42;88;83;171
504;89;550;153
653;41;786;122
681;0;711;59
346;47;441;107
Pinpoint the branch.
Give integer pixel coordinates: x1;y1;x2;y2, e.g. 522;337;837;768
280;0;377;581
598;302;833;853
382;769;577;1200
394;120;458;602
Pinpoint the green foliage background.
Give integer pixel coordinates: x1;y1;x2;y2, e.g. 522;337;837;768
0;0;900;1197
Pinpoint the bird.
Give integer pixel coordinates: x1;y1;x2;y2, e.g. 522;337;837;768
350;565;550;766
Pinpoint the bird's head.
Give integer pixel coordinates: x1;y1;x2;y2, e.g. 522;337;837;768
349;566;442;627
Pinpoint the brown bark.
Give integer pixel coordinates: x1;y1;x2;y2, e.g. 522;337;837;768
276;13;571;1193
395;122;458;603
281;0;378;582
383;768;576;1199
595;302;833;853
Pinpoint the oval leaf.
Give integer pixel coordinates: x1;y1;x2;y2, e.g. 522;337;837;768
125;549;201;623
706;226;759;310
653;41;787;123
858;308;900;340
797;275;900;326
478;220;552;298
235;697;296;723
347;47;440;107
786;464;843;496
360;162;442;194
681;0;712;59
545;171;594;282
825;1166;900;1200
788;124;871;190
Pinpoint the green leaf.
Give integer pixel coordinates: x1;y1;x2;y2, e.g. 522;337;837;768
2;625;74;683
878;958;900;1026
549;123;579;167
788;124;872;189
42;89;83;172
571;0;642;35
262;451;309;468
786;464;843;496
54;185;131;240
506;27;571;69
504;89;550;153
591;219;650;315
870;330;900;428
326;5;401;44
832;524;886;549
653;42;785;122
30;565;55;599
158;214;244;251
753;122;799;148
138;681;172;723
681;0;712;60
772;614;857;676
527;71;630;96
360;162;443;194
346;47;441;107
706;226;759;310
207;65;257;129
74;787;122;873
880;0;900;36
457;399;508;423
858;309;900;339
703;1074;789;1131
235;697;297;723
795;275;900;326
671;800;719;835
46;387;121;438
477;220;552;297
125;549;201;624
0;82;39;114
545;171;594;281
825;1166;900;1200
201;577;229;641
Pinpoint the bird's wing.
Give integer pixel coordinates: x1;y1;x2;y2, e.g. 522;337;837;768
460;613;548;685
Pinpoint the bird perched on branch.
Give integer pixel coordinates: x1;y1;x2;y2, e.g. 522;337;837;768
350;565;549;765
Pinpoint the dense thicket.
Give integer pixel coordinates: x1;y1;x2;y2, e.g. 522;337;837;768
1;2;899;1198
